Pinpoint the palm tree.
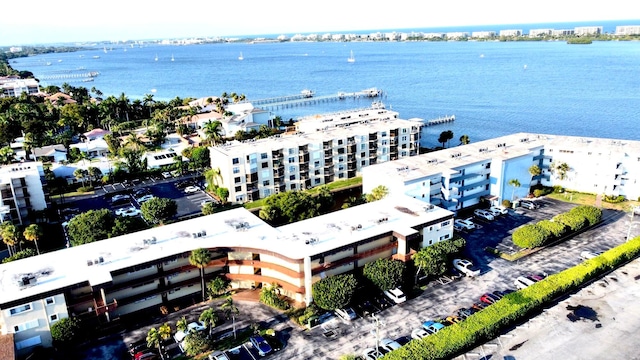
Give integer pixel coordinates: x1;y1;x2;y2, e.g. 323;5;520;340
88;167;102;187
146;323;171;360
1;223;19;256
528;164;542;187
176;316;188;333
556;162;570;181
74;168;87;187
203;120;223;145
189;248;211;302
23;224;42;255
459;134;470;145
199;308;219;337
221;296;240;339
365;185;389;202
508;178;521;201
143;93;155;117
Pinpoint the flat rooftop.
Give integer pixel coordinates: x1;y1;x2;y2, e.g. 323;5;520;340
210;117;421;155
363;132;640;182
0;195;451;305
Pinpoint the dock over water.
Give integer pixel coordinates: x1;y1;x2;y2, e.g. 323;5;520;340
246;88;383;111
424;115;455;126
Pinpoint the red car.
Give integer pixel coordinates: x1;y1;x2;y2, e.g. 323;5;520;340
480;293;501;305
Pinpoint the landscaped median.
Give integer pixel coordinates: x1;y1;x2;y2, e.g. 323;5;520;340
382;235;640;360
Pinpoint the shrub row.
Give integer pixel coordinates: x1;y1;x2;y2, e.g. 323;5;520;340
512;205;602;248
382;236;640;360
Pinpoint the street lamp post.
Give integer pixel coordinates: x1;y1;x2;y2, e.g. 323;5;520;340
371;314;381;356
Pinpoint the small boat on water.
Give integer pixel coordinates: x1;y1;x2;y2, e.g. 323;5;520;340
155;54;158;61
238;52;244;60
301;89;315;98
92;56;100;59
171;54;175;62
348;50;355;63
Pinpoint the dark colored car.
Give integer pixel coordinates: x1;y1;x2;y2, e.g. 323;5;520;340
129;340;148;358
250;335;273;356
471;302;487;312
457;308;475;318
373;294;393;310
356;300;378;317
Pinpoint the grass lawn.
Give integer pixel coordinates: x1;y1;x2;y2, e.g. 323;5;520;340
243;177;363;210
50;190;95;199
546;192;638;211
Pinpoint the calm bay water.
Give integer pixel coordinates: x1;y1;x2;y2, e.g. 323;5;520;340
13;38;640;147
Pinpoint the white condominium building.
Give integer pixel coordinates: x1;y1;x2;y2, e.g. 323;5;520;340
574;26;603;36
0;77;39;98
0;162;49;225
499;29;523;37
615;25;640;36
0;195;453;356
211;118;421;203
362;133;640;212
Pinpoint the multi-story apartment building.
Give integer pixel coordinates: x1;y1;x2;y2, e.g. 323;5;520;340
615;25;640;36
211;118;421;203
362;133;640;212
552;29;575;36
0;163;49;225
294;103;399;133
529;28;553;37
0;195;453;355
471;31;496;38
0;77;39;98
499;29;523;37
574;26;603;36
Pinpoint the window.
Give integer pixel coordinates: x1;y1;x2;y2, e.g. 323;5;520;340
361;160;366;166
442;220;451;226
314;179;321;184
234;177;241;183
232;158;239;164
261;169;270;178
314;170;320;175
339;173;345;178
361;152;366;157
314;160;320;167
289;175;296;180
235;186;241;192
45;297;55;306
288;157;296;163
360;144;367;150
263;180;270;186
337;139;344;145
288;148;295;155
233;167;240;174
260;153;268;159
289;166;296;173
290;184;297;190
49;314;59;323
261;162;269;168
14;319;39;332
439;234;451;241
8;303;32;316
402;136;407;141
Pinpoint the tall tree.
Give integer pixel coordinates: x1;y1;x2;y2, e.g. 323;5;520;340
459;134;470;145
146;323;171;360
365;185;389;202
23;224;42;255
1;222;19;256
221;296;240;339
199;308;218;337
140;197;177;225
189;248;211;302
508;178;521;201
203;120;223;145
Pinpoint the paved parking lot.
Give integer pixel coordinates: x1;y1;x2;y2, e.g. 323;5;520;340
74;197;637;360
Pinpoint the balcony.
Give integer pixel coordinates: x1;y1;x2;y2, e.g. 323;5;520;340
324;168;335;176
324;150;333;158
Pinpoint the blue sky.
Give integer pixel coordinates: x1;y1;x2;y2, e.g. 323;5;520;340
2;0;636;45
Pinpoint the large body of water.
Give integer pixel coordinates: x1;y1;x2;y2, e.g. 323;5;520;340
12;35;640;147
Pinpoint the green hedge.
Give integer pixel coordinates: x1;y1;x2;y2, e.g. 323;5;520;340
382;236;640;360
512;205;601;249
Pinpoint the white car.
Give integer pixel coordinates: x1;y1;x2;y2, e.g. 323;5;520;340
335;307;357;321
209;350;230;360
580;250;602;260
474;209;495;221
184;186;200;194
161;171;172;179
454;218;476;230
518;199;538;210
489;206;509;216
411;328;431;340
136;194;155;203
453;258;481;277
174;321;206;343
115;206;139;217
514;276;537;290
380;338;402;352
383;287;406;304
201;199;216;207
111;194;130;203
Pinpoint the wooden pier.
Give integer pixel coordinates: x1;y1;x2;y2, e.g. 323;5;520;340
245;88;384;111
38;72;100;80
424;115;456;126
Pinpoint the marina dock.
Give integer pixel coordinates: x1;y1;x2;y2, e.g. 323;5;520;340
246;88;383;111
38;72;100;81
424;115;455;126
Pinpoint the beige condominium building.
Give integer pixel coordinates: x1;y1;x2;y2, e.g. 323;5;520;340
0;195;452;355
211;117;421;203
362;133;640;211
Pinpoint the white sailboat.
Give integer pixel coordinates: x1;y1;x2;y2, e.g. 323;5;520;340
171;54;175;62
348;50;355;63
238;52;244;60
155;54;158;62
